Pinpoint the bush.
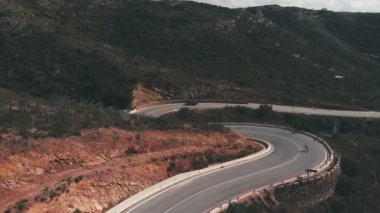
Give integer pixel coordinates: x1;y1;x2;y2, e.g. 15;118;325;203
125;146;141;155
177;108;194;121
49;190;60;200
257;104;273;118
74;175;84;183
341;158;359;177
14;199;28;211
73;209;82;213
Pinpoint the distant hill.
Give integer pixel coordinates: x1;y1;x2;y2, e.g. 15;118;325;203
0;0;379;109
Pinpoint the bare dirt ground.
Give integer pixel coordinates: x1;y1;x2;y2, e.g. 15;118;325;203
0;128;260;213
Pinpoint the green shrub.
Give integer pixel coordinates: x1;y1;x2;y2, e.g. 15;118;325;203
74;175;84;183
14;199;28;211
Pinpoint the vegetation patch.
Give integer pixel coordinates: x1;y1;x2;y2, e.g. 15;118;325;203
1;0;380;109
166;106;380;213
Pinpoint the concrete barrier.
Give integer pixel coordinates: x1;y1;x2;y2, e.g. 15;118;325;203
106;139;274;213
115;103;341;213
204;125;338;213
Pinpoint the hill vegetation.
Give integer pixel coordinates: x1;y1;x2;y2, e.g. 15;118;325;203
164;106;380;213
0;0;380;109
1;1;379;212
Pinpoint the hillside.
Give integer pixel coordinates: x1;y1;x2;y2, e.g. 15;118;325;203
0;128;259;212
0;0;380;109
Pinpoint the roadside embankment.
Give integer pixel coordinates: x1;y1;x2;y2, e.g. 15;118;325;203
0;128;260;213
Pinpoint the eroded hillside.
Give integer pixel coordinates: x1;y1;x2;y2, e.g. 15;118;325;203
0;128;260;212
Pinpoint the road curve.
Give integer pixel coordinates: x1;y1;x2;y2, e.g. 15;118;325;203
131;102;380;118
109;102;343;213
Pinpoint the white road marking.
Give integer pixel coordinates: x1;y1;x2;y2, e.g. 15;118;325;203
116;102;346;213
162;133;301;213
126;135;273;213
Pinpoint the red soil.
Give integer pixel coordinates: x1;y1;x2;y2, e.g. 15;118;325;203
0;128;260;213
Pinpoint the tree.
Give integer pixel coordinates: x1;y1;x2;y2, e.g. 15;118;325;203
256;104;273;118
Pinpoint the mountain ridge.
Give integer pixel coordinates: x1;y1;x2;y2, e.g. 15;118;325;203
0;0;379;109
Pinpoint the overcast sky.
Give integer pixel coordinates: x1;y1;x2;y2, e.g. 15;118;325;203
184;0;380;12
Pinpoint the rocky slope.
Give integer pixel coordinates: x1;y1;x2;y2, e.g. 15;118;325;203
0;128;260;213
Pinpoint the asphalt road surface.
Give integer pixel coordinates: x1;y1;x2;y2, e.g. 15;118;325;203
131;102;380;118
122;125;327;213
108;102;342;213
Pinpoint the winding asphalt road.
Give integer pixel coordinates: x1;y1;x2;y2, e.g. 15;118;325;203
124;125;327;213
131;102;380;118
109;102;379;213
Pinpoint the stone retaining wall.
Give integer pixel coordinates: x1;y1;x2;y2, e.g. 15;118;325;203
274;157;341;208
207;127;340;213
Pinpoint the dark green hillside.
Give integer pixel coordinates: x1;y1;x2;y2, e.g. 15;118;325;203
0;0;379;109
